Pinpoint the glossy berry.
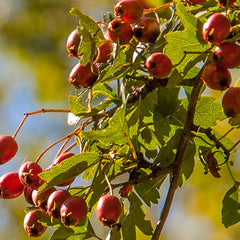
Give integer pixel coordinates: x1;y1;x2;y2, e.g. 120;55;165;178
222;86;240;118
114;0;144;24
60;196;88;226
202;13;231;44
95;40;114;63
0;135;18;165
66;28;81;58
24;210;48;237
47;190;72;219
201;63;232;91
96;195;122;226
133;17;160;43
145;53;173;78
46;152;75;186
19;161;44;189
184;0;206;4
0;172;24;199
68;62;99;89
24;186;35;205
108;19;133;45
32;187;56;211
212;42;240;69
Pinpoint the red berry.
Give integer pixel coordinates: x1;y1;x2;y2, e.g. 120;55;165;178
133;17;160;43
24;186;35;205
145;53;173;78
108;19;133;45
68;62;99;89
222;86;240;118
19;161;44;189
32;187;56;211
201;63;232;91
212;42;240;69
46;152;75;186
96;195;122;226
47;190;72;219
114;0;143;24
95;40;114;63
24;210;48;237
66;28;81;58
202;13;231;44
0;172;24;199
0;135;18;165
60;196;88;226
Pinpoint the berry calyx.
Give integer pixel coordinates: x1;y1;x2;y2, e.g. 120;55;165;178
96;195;122;226
212;42;240;69
24;210;48;237
222;86;240;118
202;13;231;44
47;190;72;220
133;17;160;43
19;161;44;189
66;28;81;58
0;135;18;165
145;53;173;78
0;172;24;199
60;196;88;226
32;187;56;211
68;62;99;89
46;152;75;186
114;0;144;24
108;19;133;45
201;63;232;91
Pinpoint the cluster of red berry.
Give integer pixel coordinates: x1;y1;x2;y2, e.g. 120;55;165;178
0;135;122;237
201;13;240;118
66;0;173;90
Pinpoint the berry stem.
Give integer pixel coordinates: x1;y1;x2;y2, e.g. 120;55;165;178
12;109;70;139
104;173;113;196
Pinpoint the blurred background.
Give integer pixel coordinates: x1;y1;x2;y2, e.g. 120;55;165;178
0;0;239;239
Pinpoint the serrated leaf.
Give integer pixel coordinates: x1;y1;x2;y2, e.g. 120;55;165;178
68;95;88;116
92;83;117;99
165;4;210;76
194;97;226;127
222;184;240;228
39;152;101;191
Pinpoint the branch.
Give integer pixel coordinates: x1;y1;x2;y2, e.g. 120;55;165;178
151;76;204;239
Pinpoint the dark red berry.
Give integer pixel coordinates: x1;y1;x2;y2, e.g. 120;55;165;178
133;17;160;43
0;172;24;199
95;40;114;63
68;62;99;89
24;186;35;205
202;13;231;44
145;53;173;78
47;190;72;219
114;0;144;24
108;19;133;45
96;195;122;226
201;63;232;91
19;161;44;189
207;152;221;178
222;86;240;118
212;42;240;69
32;187;56;211
0;135;18;165
46;152;75;186
66;28;81;58
24;210;48;237
60;196;88;226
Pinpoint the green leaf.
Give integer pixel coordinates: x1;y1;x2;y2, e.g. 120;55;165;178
68;95;88;116
82;105;129;145
51;228;74;240
222;184;240;228
70;8;104;39
92;83;117;99
39;152;101;191
229;116;240;128
194;97;226;128
165;4;210;77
